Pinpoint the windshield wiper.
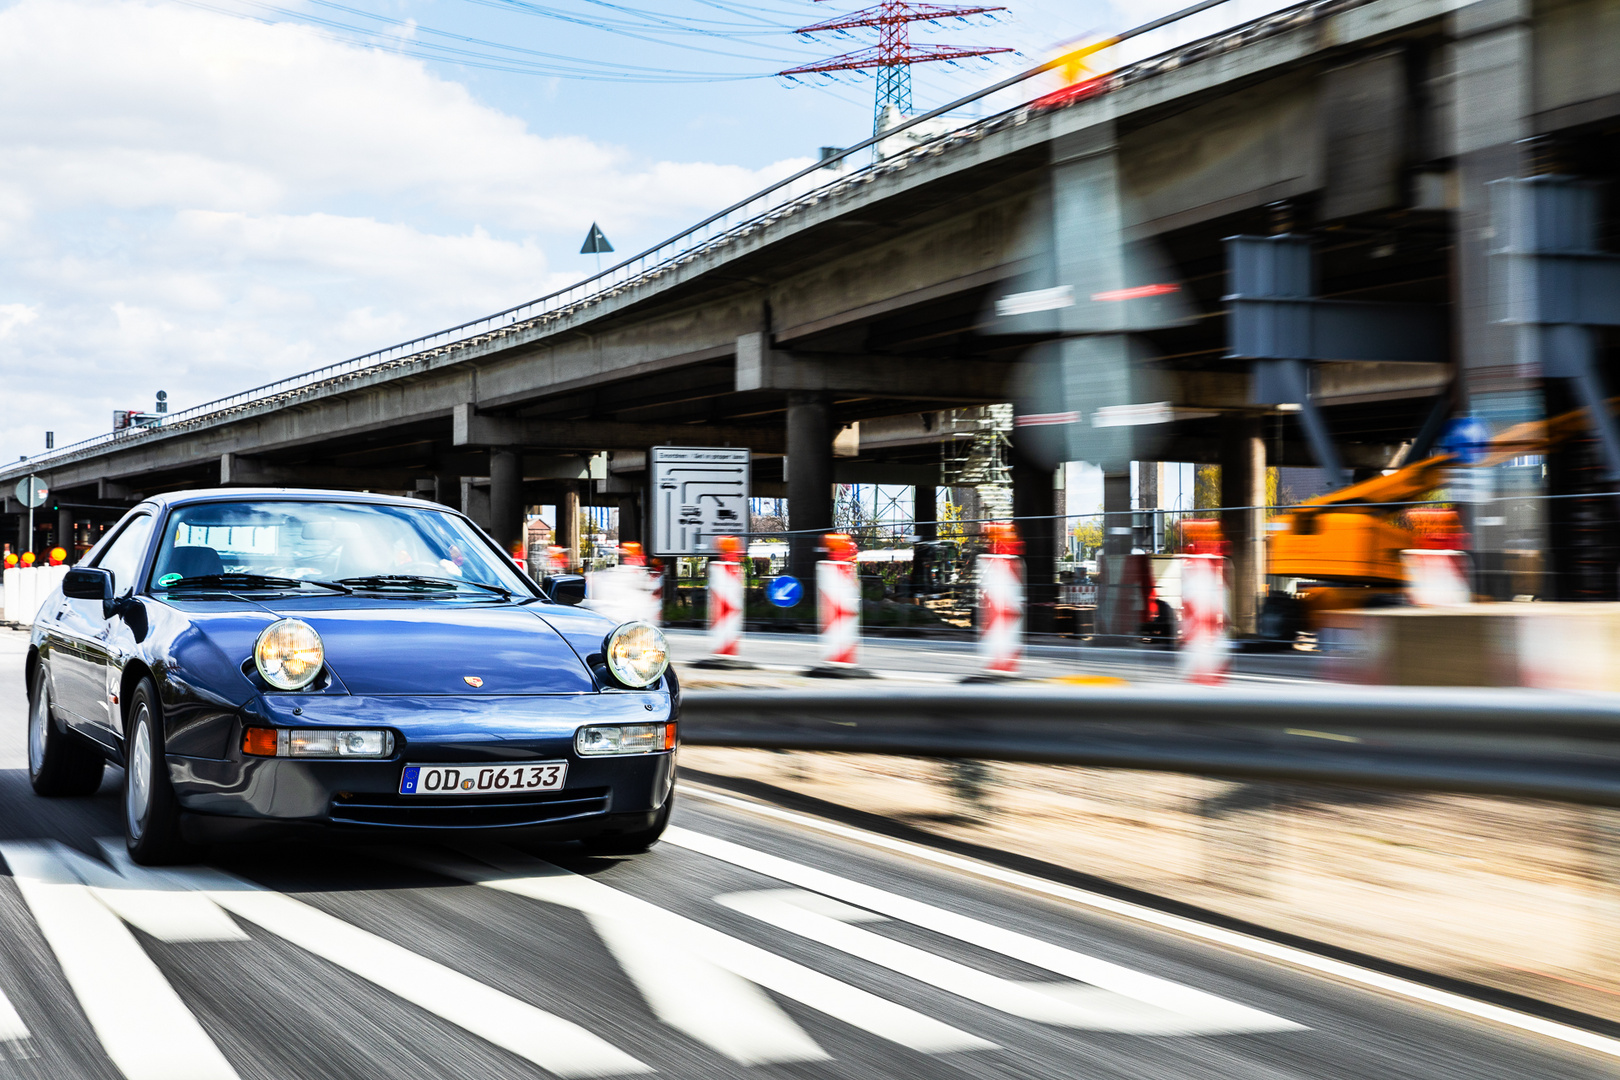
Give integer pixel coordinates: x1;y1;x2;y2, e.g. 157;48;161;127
161;573;353;594
337;574;510;598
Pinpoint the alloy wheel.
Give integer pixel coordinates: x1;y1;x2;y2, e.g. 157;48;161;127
126;708;153;837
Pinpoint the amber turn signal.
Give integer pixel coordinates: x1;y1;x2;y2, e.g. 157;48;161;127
664;722;678;751
242;727;279;757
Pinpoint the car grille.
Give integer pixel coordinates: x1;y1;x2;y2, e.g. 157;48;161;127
329;787;610;829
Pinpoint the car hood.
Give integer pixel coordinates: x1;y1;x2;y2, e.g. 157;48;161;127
170;598;601;696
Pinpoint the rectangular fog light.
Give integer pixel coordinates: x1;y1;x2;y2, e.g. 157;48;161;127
575;723;667;757
286;729;394;758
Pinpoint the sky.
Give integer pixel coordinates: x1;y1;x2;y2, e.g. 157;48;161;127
0;0;1295;469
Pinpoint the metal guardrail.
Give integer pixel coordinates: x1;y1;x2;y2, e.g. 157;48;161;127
0;0;1376;486
679;684;1620;805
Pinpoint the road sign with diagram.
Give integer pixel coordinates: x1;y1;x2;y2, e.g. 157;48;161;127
649;446;750;556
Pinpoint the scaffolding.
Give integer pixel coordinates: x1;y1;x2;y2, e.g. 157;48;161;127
939;404;1013;522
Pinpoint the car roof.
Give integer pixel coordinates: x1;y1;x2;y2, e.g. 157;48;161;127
136;488;459;512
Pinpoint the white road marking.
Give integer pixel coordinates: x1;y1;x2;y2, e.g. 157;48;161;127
0;986;29;1046
717;889;1243;1034
151;859;651;1078
591;917;829;1065
667;826;1300;1035
39;843;248;943
683;787;1620;1059
404;847;994;1056
0;842;241;1080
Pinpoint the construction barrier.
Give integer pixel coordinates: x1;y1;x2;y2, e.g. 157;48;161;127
585;564;661;625
817;533;860;668
1177;554;1228;684
706;536;745;658
3;565;70;627
976;526;1026;675
1402;549;1472;607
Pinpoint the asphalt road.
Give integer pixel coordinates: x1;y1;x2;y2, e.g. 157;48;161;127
0;630;1612;1079
664;628;1326;686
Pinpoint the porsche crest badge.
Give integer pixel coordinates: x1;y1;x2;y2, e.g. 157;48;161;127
463;676;484;688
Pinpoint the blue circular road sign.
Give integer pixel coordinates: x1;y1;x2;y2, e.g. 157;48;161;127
1438;416;1490;466
765;576;803;608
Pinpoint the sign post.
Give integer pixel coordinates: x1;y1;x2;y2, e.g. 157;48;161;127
15;477;46;559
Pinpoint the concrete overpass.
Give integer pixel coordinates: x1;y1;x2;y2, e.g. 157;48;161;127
7;0;1620;619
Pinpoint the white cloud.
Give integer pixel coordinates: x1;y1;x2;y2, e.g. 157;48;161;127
0;0;810;463
0;303;36;338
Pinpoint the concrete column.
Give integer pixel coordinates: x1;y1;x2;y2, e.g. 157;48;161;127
433;472;460;510
1102;472;1132;557
489;450;523;556
461;479;492;532
1096;470;1133;637
617;493;642;546
57;507;73;560
1012;449;1057;631
560;485;581;571
1450;0;1541;598
786;391;833;585
1221;414;1266;635
909;484;936;594
14;514;25;558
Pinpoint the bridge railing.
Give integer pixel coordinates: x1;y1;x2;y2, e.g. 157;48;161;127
4;0;1374;483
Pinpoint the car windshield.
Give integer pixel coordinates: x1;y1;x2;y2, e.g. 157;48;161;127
148;500;533;598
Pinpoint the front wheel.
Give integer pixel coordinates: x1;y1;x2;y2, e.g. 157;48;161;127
28;666;105;796
124;679;188;865
582;792;673;856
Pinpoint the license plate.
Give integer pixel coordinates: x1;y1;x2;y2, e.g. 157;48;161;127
399;761;567;796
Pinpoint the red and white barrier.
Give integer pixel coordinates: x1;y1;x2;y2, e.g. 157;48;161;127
585;564;661;625
1402;549;1472;607
3;565;70;627
976;553;1025;674
817;541;861;667
1177;554;1228;685
707;559;744;657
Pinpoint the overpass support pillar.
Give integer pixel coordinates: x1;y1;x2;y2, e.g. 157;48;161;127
910;485;936;595
1012;450;1057;632
1096;470;1132;636
786;391;833;585
489;450;523;558
558;485;581;571
57;507;72;559
618;493;641;547
1221;414;1266;635
1450;0;1541;597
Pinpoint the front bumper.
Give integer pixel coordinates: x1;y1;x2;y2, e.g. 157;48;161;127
167;690;675;838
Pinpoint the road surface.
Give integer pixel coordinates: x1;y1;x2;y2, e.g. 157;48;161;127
0;629;1609;1079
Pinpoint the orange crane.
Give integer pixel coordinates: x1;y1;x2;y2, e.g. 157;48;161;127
1257;403;1604;639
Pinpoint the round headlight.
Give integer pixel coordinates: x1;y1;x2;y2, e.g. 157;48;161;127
255;619;325;690
604;622;669;688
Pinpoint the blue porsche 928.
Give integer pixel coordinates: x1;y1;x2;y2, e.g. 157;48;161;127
24;489;677;864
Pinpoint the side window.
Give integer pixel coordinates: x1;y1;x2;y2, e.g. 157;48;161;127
94;515;155;596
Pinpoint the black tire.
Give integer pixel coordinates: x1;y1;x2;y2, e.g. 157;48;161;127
582;792;673;856
124;678;188;865
27;665;105;797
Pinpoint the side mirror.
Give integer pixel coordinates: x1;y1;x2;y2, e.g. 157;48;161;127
543;574;587;606
63;566;114;602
